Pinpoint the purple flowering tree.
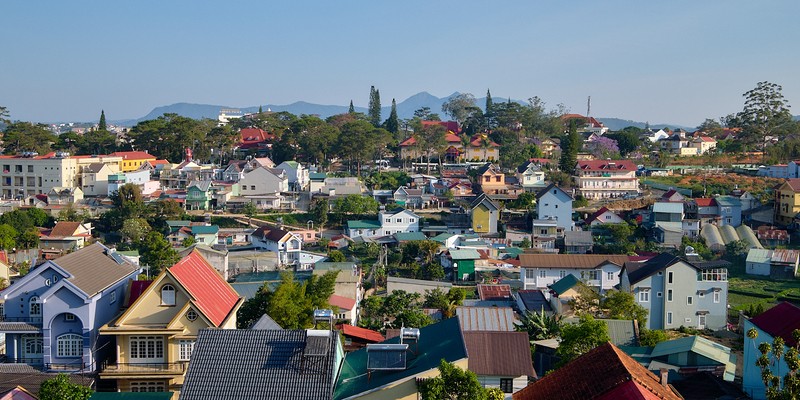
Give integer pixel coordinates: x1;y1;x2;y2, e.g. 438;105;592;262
589;136;620;159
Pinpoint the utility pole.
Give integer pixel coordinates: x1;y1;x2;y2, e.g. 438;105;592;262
587;96;591;117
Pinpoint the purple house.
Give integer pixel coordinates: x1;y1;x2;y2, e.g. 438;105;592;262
0;243;140;371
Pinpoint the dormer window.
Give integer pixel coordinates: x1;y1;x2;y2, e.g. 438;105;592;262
161;284;176;306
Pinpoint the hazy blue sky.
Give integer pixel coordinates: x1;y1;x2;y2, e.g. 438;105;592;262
1;1;798;126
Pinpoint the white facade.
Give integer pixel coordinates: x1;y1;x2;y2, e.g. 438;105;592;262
251;231;303;266
276;161;309;191
521;263;622;291
238;167;288;195
378;209;420;236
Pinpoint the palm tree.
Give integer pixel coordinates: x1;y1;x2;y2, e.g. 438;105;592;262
516;308;562;341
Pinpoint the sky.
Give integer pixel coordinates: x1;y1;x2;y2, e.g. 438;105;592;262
1;1;799;126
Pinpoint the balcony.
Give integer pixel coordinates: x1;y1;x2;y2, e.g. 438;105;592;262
100;362;187;378
0;316;43;333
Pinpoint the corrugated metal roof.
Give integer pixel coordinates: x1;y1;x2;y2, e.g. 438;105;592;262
449;249;482;260
519;254;630;269
456;306;517;331
772;249;800;264
464;331;537;378
477;284;511;301
53;243;140;297
169;249;241;327
746;249;772;264
650;335;732;366
652;202;684;214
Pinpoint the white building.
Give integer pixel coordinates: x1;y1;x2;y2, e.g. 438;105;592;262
250;226;303;266
574;160;639;200
346;208;421;239
519;254;631;291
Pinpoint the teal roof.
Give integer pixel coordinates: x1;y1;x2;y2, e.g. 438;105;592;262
617;345;654;364
394;232;427;242
191;225;219;235
549;274;580;296
309;172;327;180
89;393;173;400
117;250;140;257
714;195;741;207
347;220;382;230
315;261;357;271
333;317;467;400
502;247;525;257
449;249;481;260
166;220;191;228
282;161;300;168
650;335;732;364
431;233;455;243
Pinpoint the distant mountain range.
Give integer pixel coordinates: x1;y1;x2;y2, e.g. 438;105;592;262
111;92;699;131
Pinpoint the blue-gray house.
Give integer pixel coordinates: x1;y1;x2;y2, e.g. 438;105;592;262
714;195;742;227
535;184;574;232
0;243;140;371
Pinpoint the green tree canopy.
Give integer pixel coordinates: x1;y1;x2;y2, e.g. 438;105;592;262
602;290;648;326
2;121;58;155
556;315;610;365
368;86;382;127
139;231;179;275
419;359;503;400
39;373;92;400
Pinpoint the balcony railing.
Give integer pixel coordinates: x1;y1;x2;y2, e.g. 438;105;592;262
1;357;44;365
0;316;43;324
101;362;186;375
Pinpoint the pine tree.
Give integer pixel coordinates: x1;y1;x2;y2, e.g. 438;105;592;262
258;105;263;114
98;110;107;131
368;86;381;127
559;120;581;173
485;89;494;130
385;98;399;133
348;100;355;114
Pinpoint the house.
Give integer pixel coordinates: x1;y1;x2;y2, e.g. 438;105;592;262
276;161;309;191
237;167;289;209
393;186;438;209
585;207;624;226
0;243;140;371
621;335;736;382
477;284;512;302
574;160;639;200
651;200;685;247
619;253;729;331
181;328;338;400
99;249;242;394
641;128;670;143
237;128;275;153
398;131;463;161
470;193;500;234
346;208;420;239
466;134;500;161
535;184;574;232
185;181;213;210
0;366;90;399
329;294;358;326
46;187;83;205
315;177;366;198
81;162;118;196
251;226;302;266
756;226;790;247
0;386;37;400
475;163;507;195
333;317;468;400
512;342;682;400
714;195;742;227
456;306;518;332
536;138;560;158
690;136;717;154
220;160;248;182
745;248;800;279
337;324;384;352
442;249;482;282
775;179;800;226
465;331;537;397
547;274;581;314
561;114;609;136
519;254;630;291
167;225;220;247
743;302;800;399
108;151;157;172
515;290;553;314
515;161;547;192
563;230;593;254
39;221;93;252
178;244;229;281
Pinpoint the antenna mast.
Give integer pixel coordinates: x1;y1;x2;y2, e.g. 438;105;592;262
587;96;591;117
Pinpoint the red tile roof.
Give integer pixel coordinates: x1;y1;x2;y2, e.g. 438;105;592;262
109;151;156;160
329;294;357;311
785;179;800;192
697;136;717;142
400;133;462;147
577;160;637;172
0;250;8;265
694;198;716;207
337;324;384;342
421;120;460;133
477;284;512;301
750;302;800;347
585;206;613;224
239;128;275;149
169;249;241;327
513;342;681;400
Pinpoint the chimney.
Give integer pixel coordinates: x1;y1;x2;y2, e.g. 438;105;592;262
659;368;668;387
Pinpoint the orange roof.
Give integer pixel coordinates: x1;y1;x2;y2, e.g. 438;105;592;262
694;198;716;207
109;151;156;160
337;324;384;342
47;221;83;238
329;294;357;311
168;249;241;326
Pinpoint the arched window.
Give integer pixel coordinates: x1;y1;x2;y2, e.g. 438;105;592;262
56;333;82;357
23;334;43;356
29;296;41;318
161;285;176;306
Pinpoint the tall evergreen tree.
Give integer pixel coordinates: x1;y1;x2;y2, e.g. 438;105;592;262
559;120;581;173
385;98;399;133
98;110;107;131
368;86;381;127
258;105;263;113
348;100;355;114
485;89;494;130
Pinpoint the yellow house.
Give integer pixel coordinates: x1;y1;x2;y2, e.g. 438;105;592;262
470;193;499;234
109;151;157;172
333;317;468;400
775;179;800;226
99;249;243;396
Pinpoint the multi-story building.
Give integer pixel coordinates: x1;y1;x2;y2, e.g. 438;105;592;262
99;249;242;394
108;151;157;172
346;208;421;239
775;179;800;226
250;226;303;266
535;184;574;232
519;254;630;291
574;160;639;200
619;253;728;331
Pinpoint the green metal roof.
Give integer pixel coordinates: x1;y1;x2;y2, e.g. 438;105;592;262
617;345;654;365
191;225;219;234
347;220;382;229
502;247;525;257
117;250;140;257
89;393;173;400
431;233;455;243
315;261;356;271
166;220;191;227
449;248;481;260
394;232;427;242
333;317;467;400
549;274;580;296
650;335;732;363
309;172;327;180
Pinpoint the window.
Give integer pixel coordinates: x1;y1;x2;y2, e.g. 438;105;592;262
559;270;566;279
186;309;198;321
584;270;600;281
525;269;536;279
539;270;546;279
179;340;195;361
668;271;673;284
130;382;166;392
130;336;164;359
639;289;650;302
385;218;390;223
27;165;33;173
29;296;41;318
250;185;255;190
500;378;514;393
110;291;116;304
160;285;176;306
607;272;614;281
396;218;402;223
65;313;75;321
667;312;673;325
667;290;673;302
713;291;721;303
687;296;693;305
56;334;82;357
555;205;558;209
657;292;663;297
